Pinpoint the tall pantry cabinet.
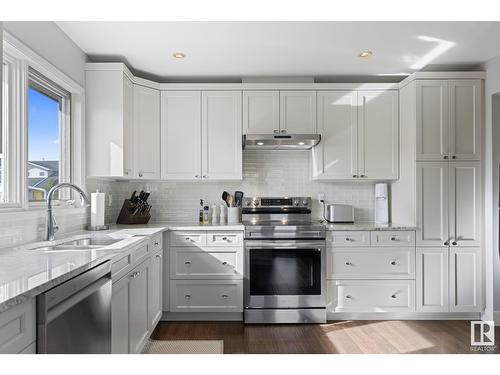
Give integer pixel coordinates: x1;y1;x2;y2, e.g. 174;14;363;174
393;76;483;314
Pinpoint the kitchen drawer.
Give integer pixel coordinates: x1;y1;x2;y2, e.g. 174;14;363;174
370;231;416;247
328;280;415;313
170;280;243;312
327;248;415;279
170;231;207;247
131;242;150;265
328;231;370;247
0;299;36;354
151;233;163;252
112;251;134;281
170;247;243;279
206;231;243;247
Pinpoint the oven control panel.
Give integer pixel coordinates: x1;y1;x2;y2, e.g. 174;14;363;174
243;197;311;208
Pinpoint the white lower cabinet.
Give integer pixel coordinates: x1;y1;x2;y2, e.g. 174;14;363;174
0;299;36;354
416;248;449;312
416;246;482;313
328;279;415;313
449;247;482;312
147;250;163;332
170;280;243;313
111;237;164;354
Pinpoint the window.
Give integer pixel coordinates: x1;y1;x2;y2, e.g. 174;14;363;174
27;69;71;202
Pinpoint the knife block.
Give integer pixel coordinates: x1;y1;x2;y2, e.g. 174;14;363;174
116;199;151;224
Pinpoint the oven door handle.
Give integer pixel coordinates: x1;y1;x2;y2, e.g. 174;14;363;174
245;241;325;249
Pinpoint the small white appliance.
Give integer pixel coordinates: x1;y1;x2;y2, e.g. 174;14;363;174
374;183;389;224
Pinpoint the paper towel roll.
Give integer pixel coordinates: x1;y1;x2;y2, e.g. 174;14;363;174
91;190;105;227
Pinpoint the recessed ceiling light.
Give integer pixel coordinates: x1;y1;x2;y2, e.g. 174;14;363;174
297;142;305;146
257;142;264;146
172;52;186;59
358;51;373;58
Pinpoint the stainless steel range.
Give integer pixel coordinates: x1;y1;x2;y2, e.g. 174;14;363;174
242;197;327;324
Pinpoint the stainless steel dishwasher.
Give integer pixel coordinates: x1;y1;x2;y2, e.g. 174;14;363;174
37;260;112;354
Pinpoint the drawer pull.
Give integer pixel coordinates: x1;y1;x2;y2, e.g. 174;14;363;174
130;271;140;278
391;294;397;299
222;294;229;299
222;261;228;265
345;261;353;266
154;241;160;245
185;261;191;265
391;261;397;266
345;295;352;299
185;294;191;300
345;237;354;242
156;254;161;259
390;237;397;241
222;237;228;241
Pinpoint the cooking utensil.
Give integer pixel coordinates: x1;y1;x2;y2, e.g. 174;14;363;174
227;194;234;208
222;191;228;205
234;191;244;207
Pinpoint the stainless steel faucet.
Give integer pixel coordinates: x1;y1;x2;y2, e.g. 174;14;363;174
45;183;90;241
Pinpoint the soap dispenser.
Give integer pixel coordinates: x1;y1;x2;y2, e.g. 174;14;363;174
199;199;204;224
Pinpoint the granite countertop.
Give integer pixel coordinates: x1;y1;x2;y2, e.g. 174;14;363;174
320;222;417;231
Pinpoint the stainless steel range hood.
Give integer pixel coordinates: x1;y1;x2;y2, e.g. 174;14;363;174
243;134;321;150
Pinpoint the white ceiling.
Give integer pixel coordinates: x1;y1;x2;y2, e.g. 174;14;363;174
57;21;500;81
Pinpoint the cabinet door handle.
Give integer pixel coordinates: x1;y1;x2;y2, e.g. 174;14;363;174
352;175;358;178
280;129;287;134
443;155;448;159
185;294;191;300
345;295;352;299
154;241;159;245
156;254;161;259
138;172;143;177
124;171;129;175
345;261;353;266
345;237;354;242
360;174;366;178
222;294;229;299
391;294;397;299
391;261;397;266
195;175;200;179
444;241;449;246
452;241;457;246
185;261;191;265
452;155;457;159
222;237;228;241
222;261;228;265
390;237;397;241
202;175;207;178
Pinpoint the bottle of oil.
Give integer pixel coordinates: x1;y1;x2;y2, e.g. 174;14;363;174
199;199;204;224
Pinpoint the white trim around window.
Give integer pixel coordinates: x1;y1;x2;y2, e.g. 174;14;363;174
1;31;85;212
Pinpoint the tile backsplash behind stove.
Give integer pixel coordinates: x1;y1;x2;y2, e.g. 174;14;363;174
92;151;375;224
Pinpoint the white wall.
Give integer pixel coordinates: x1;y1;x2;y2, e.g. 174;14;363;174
483;52;500;320
3;22;87;85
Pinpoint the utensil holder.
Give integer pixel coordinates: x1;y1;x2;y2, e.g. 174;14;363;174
116;199;151;225
227;207;240;224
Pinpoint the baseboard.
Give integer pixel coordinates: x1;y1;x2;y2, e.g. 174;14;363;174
161;311;243;321
328;312;482;321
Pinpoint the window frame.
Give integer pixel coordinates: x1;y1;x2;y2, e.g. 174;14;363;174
1;31;85;212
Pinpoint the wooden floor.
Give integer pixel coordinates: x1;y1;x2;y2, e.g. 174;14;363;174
152;320;500;354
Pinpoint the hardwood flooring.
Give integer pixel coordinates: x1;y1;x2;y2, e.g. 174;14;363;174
152;320;500;354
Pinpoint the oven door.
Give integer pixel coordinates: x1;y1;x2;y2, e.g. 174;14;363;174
244;240;326;309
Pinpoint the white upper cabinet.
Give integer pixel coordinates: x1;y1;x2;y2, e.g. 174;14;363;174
243;91;279;134
161;91;202;180
279;91;317;134
312;91;358;179
161;90;242;180
416;79;481;161
416;80;449;161
85;70;134;177
416;162;449;247
449;80;481;160
448;162;481;247
133;85;161;179
202;91;242;180
313;90;398;181
358;90;399;180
